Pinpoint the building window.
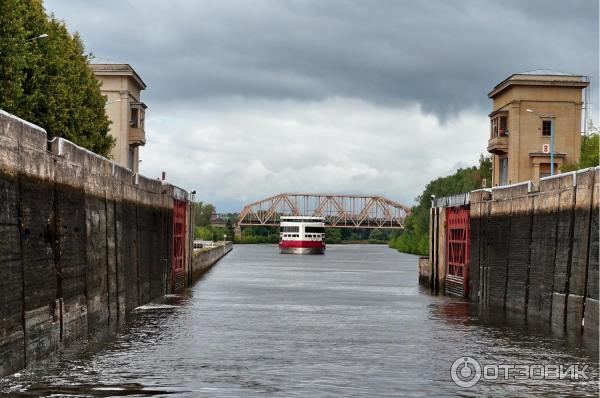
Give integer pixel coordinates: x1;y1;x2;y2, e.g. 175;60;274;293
542;119;552;136
499;157;508;186
490;114;508;138
130;107;139;128
499;116;507;136
128;146;135;170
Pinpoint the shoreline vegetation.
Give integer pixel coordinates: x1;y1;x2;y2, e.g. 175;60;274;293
234;226;392;245
233;240;389;245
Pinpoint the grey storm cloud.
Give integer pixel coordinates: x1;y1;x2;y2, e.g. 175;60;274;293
42;0;599;211
46;0;598;119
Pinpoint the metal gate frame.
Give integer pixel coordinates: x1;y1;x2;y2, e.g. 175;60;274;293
172;199;187;292
445;206;469;297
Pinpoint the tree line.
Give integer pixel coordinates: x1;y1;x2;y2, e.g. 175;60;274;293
0;0;113;156
193;202;235;242
237;225;392;244
389;155;492;255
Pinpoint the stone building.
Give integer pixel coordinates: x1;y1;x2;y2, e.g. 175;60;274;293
487;70;588;186
90;64;147;173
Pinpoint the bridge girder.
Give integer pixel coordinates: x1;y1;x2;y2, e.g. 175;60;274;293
237;193;410;229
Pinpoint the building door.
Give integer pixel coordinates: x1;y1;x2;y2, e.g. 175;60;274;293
499;157;508;186
445;206;469;297
539;163;552;179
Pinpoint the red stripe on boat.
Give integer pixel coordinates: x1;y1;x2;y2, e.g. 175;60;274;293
279;240;325;248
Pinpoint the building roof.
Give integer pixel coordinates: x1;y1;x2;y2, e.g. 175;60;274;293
517;69;577;76
489;70;588;98
89;63;147;90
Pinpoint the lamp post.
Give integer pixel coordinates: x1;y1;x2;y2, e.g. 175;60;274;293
26;33;48;43
1;33;49;55
526;108;555;176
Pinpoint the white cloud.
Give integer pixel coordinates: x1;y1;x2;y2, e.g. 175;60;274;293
140;97;488;211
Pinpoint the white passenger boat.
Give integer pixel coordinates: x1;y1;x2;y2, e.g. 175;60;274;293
279;216;326;254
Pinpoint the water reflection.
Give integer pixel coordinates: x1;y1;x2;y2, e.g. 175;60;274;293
0;244;597;397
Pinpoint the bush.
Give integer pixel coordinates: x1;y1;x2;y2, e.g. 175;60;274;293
561;133;599;172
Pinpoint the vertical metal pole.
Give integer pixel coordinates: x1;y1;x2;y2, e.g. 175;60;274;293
550;117;555;176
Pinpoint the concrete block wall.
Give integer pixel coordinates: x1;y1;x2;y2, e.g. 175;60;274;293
191;242;233;281
468;168;599;334
0;110;207;377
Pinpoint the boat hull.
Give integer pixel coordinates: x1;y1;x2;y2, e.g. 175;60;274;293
279;240;325;255
280;246;325;255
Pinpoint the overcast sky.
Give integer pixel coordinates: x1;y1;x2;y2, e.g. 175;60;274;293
45;0;599;211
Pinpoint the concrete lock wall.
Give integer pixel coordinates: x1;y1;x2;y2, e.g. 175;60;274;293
468;168;599;334
191;242;233;281
426;168;598;335
0;110;231;378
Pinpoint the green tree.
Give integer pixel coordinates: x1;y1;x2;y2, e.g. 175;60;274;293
325;228;342;244
0;0;113;156
368;229;387;243
194;202;215;227
390;154;492;255
195;226;213;241
195;225;231;241
561;132;599;172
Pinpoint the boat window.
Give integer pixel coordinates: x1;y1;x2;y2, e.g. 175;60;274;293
305;227;325;233
281;226;300;233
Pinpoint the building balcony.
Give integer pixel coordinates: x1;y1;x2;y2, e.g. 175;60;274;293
129;127;146;146
487;135;508;155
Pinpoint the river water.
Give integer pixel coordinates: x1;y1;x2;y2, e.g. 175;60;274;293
1;244;598;397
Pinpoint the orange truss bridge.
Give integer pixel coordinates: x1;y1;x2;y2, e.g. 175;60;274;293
237;193;410;229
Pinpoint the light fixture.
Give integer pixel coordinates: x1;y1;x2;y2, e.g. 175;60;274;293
26;33;48;42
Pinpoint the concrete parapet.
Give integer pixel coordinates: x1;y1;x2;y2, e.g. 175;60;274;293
191;242;233;281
